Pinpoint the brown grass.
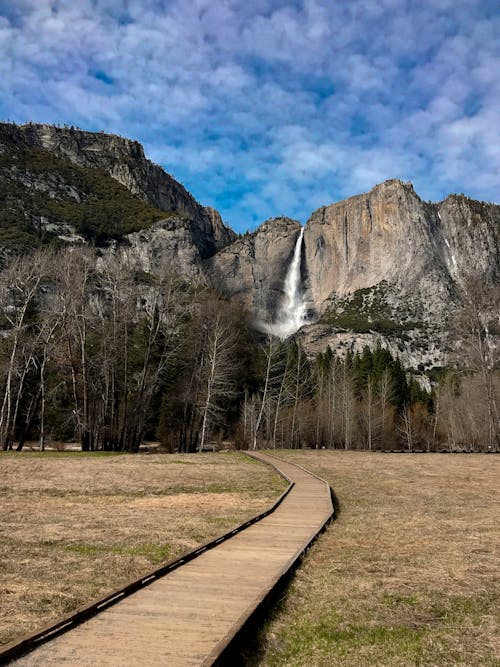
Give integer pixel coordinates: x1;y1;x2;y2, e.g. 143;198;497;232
257;451;499;667
0;451;286;648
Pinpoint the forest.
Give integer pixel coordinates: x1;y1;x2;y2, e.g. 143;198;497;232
0;245;498;453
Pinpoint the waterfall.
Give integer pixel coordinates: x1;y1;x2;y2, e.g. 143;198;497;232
263;227;307;339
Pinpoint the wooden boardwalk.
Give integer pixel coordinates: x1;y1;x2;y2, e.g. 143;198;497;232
9;452;333;666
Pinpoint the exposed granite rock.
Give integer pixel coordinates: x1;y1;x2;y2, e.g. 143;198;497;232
119;217;206;282
304;179;499;319
1;122;235;259
298;180;499;364
205;217;302;323
305;180;446;318
203;206;237;250
437;194;500;286
204;180;498;366
11;123;199;214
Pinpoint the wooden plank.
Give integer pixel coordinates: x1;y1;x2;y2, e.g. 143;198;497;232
8;452;333;666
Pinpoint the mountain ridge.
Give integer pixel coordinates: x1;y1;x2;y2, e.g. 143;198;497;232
1;122;498;369
0;121;236;260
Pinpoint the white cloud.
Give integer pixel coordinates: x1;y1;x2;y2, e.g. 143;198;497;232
0;0;498;230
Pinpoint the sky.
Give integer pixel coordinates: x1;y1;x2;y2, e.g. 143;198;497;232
0;1;499;232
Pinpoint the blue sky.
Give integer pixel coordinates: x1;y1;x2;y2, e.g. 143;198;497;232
0;0;498;232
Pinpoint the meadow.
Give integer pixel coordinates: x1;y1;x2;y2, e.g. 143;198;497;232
0;451;286;647
2;449;498;666
255;451;499;666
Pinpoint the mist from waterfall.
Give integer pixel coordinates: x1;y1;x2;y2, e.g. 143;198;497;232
261;226;307;339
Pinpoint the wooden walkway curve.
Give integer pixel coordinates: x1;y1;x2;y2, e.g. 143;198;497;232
8;452;333;666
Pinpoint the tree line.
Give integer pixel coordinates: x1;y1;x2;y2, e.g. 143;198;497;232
0;247;498;452
0;246;244;452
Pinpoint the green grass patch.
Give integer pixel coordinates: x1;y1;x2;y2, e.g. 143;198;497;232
65;542;172;563
264;617;427;665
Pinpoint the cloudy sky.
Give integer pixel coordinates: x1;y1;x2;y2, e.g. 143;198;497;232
0;1;498;232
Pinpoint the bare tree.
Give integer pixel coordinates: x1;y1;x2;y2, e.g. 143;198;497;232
327;357;339;448
248;335;294;450
453;280;500;450
271;349;291;449
378;369;394;449
439;372;498;452
312;350;331;449
91;254;137;450
197;306;240;452
284;342;311;449
36;307;62;451
0;252;47;449
125;268;187;452
362;375;378;451
401;405;413;452
339;358;355;450
252;335;278;450
429;381;442;452
54;247;97;450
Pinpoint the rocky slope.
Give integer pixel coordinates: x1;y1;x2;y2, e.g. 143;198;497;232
0;122;235;265
205;217;302;324
1;122;498;369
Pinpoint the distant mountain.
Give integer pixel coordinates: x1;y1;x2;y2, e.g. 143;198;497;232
208;179;499;369
0;122;235;267
302;179;500;367
1;122;498;369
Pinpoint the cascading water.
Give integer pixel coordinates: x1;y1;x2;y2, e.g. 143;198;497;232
263;227;307;339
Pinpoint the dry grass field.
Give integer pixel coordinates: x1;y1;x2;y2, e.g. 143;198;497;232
256;451;499;667
0;451;286;648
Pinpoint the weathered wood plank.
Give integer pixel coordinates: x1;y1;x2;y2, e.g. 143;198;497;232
10;452;333;666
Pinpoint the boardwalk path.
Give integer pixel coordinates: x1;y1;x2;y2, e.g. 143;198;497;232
11;452;333;666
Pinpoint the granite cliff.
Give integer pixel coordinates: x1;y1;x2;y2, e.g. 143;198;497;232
0;122;235;267
304;179;499;314
300;180;499;367
1;123;498;369
206;179;499;368
205;217;302;324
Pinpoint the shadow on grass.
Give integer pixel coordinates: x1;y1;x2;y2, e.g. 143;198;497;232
215;487;341;666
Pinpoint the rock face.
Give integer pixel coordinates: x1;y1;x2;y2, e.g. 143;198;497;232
436;194;500;285
206;217;302;324
0;122;235;260
206;179;499;367
1;122;498;368
117;218;206;282
304;179;499;317
296;180;500;366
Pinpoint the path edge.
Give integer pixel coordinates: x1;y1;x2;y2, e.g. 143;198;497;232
203;450;335;667
0;454;294;666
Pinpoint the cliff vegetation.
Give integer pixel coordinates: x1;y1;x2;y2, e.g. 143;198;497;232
0;129;168;249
